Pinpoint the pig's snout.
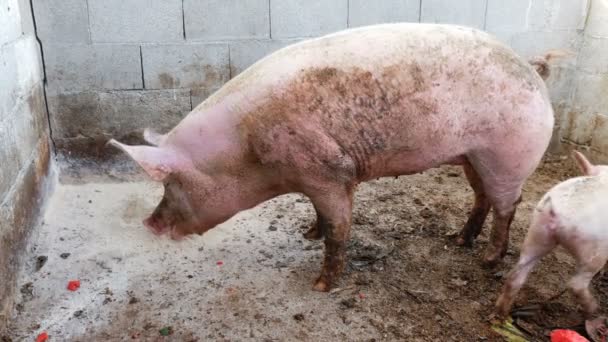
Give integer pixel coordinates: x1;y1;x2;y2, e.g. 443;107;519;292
169;228;187;241
143;216;169;236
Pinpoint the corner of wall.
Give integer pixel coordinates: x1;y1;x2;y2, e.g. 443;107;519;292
0;0;56;334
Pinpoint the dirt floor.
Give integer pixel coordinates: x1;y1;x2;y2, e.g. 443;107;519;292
5;154;607;341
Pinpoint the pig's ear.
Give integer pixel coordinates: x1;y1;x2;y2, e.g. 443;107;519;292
143;128;165;146
107;139;185;182
573;151;597;176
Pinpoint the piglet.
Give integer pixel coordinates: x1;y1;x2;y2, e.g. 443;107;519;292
496;151;608;318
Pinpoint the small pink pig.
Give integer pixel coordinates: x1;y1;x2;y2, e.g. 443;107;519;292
109;23;557;292
496;151;608;318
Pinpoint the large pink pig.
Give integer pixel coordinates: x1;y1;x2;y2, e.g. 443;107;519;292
109;23;556;292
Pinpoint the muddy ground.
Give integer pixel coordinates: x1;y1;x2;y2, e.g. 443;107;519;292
5;154;606;341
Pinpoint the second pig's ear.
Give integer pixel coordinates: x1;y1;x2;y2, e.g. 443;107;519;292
107;139;186;182
573;150;598;176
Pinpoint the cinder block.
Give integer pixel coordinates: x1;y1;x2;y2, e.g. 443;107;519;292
271;0;347;38
548;104;567;153
229;39;299;76
420;0;487;30
577;36;608;74
545;65;576;105
191;86;222;108
591;114;608;154
0;133;52;334
32;0;90;44
0;84;47;198
48;90;191;139
17;0;35;36
555;105;571;141
89;0;182;43
0;118;25;198
12;85;46;169
567;111;596;145
571;73;608;117
526;0;588;31
485;0;530;33
509;30;582;63
0;46;19;122
546;0;589;30
519;0;586;31
184;0;269;40
142;44;229;90
348;0;420;27
0;36;43;123
585;0;608;37
0;0;22;44
568;73;608;144
44;44;142;94
487;0;588;34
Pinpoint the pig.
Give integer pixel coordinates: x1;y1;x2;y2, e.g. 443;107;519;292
495;151;608;318
108;23;556;292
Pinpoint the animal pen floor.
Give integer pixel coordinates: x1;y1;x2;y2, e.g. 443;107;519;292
6;155;607;341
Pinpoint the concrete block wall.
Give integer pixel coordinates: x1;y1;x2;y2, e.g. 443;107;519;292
0;0;53;332
32;0;292;155
31;0;605;159
558;0;608;162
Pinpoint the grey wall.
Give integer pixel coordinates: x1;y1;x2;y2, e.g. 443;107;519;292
0;0;53;331
559;0;608;161
31;0;608;160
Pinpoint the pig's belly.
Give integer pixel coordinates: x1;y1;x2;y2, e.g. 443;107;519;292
381;149;469;177
345;133;471;180
322;101;508;180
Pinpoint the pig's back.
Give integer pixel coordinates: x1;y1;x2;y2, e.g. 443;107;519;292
207;23;549;113
195;23;554;179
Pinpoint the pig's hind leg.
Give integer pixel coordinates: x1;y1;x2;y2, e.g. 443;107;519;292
495;216;556;317
567;244;608;316
456;160;492;247
467;153;528;266
303;207;326;240
484;193;522;266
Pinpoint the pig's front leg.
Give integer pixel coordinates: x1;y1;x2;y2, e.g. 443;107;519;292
308;186;354;292
303;208;326;240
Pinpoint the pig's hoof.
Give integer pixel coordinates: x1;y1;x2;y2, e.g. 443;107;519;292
312;278;331;292
583;302;600;318
303;225;323;240
492;311;508;322
482;253;503;268
483;244;507;267
494;301;508;318
455;235;473;247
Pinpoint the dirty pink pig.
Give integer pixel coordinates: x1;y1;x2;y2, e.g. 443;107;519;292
109;23;556;292
496;151;608;318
